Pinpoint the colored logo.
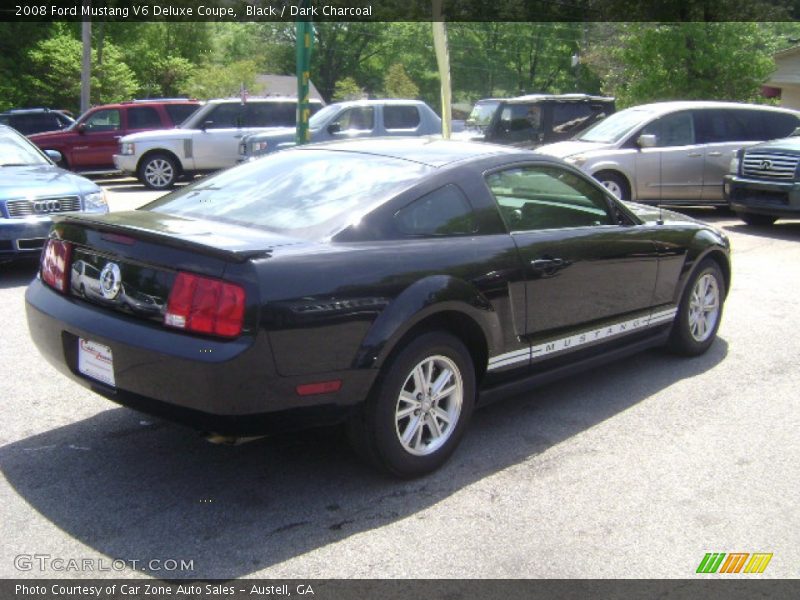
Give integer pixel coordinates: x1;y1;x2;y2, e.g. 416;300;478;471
696;552;772;574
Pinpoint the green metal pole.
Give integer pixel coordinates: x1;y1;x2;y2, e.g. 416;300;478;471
295;8;313;146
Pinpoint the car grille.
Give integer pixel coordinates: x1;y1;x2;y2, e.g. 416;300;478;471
742;151;800;180
5;196;82;218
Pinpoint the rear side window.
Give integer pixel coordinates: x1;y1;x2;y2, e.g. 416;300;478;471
394;185;475;236
127;106;162;129
552;102;610;136
762;111;800;139
165;104;199;125
695;109;763;143
245;102;296;126
641;111;695;147
384;105;421;130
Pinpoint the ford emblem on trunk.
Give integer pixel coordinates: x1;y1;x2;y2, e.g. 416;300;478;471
99;262;122;300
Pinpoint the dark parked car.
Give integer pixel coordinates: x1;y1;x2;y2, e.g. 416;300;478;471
724;133;800;225
459;94;615;148
0;125;108;263
26;138;730;477
0;108;74;135
28;99;201;174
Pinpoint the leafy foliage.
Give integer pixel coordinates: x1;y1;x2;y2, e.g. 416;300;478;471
384;64;420;99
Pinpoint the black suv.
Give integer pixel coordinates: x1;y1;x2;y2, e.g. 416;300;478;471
462;94;615;148
724;131;800;226
0;108;74;135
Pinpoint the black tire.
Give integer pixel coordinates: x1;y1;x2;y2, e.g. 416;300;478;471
595;172;630;200
736;211;777;227
138;153;179;190
667;259;725;356
347;331;476;478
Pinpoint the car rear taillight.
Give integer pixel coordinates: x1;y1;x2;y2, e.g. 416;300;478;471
40;239;72;293
164;272;246;338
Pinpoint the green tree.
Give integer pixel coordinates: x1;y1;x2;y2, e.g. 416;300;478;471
182;59;259;99
332;77;364;101
383;63;419;98
24;33;137;113
590;23;779;107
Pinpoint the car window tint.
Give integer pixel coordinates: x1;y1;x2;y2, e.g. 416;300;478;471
695;109;763;143
394;185;475;236
333;107;375;131
204;103;244;128
763;111;800;139
384;105;421;130
10;114;61;134
495;104;542;143
486;165;613;231
127;106;162;129
84;109;121;132
147;149;433;239
165;104;199;125
642;111;695;146
245;102;297;126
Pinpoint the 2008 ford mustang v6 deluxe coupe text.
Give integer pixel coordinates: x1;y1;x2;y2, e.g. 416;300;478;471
26;138;729;477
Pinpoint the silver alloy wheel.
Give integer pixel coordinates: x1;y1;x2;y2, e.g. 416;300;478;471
143;158;174;188
601;179;623;198
395;354;463;456
688;273;720;342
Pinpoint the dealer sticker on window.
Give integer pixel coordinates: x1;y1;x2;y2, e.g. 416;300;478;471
78;338;115;387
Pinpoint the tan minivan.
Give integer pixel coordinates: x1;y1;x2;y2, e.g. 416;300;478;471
537;101;800;205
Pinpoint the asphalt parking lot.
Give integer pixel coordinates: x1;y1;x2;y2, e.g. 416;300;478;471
1;183;798;579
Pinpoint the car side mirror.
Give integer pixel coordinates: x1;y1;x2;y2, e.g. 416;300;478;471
45;149;63;163
202;120;214;131
328;123;341;135
77;123;86;134
637;134;657;148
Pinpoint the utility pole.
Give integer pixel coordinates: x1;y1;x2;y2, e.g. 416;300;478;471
431;0;452;139
295;0;313;146
81;0;91;114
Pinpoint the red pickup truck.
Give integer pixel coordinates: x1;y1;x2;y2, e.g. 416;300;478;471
28;99;200;174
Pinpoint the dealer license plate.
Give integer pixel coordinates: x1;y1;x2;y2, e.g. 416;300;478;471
78;338;116;387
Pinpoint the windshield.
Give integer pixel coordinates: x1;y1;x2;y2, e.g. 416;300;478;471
577;107;656;143
466;101;500;129
309;104;341;128
0;129;50;166
145;148;433;240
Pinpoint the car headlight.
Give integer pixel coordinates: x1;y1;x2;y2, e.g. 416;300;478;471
564;154;587;167
729;147;745;174
84;190;108;211
253;141;269;153
120;142;135;155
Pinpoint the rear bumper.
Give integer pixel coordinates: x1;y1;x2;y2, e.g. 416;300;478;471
25;279;377;434
724;174;800;217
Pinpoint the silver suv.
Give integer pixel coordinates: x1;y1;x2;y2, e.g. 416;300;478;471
537;101;800;206
114;97;324;189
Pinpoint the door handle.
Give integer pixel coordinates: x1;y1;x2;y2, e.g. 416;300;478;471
531;257;565;269
707;151;723;157
687;152;703;157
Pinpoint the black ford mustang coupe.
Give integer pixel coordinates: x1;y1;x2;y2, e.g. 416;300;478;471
26;139;730;477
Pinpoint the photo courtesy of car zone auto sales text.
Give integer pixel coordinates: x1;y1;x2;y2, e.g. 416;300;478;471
1;0;799;598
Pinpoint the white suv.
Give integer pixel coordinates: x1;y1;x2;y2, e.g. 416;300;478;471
114;97;324;189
